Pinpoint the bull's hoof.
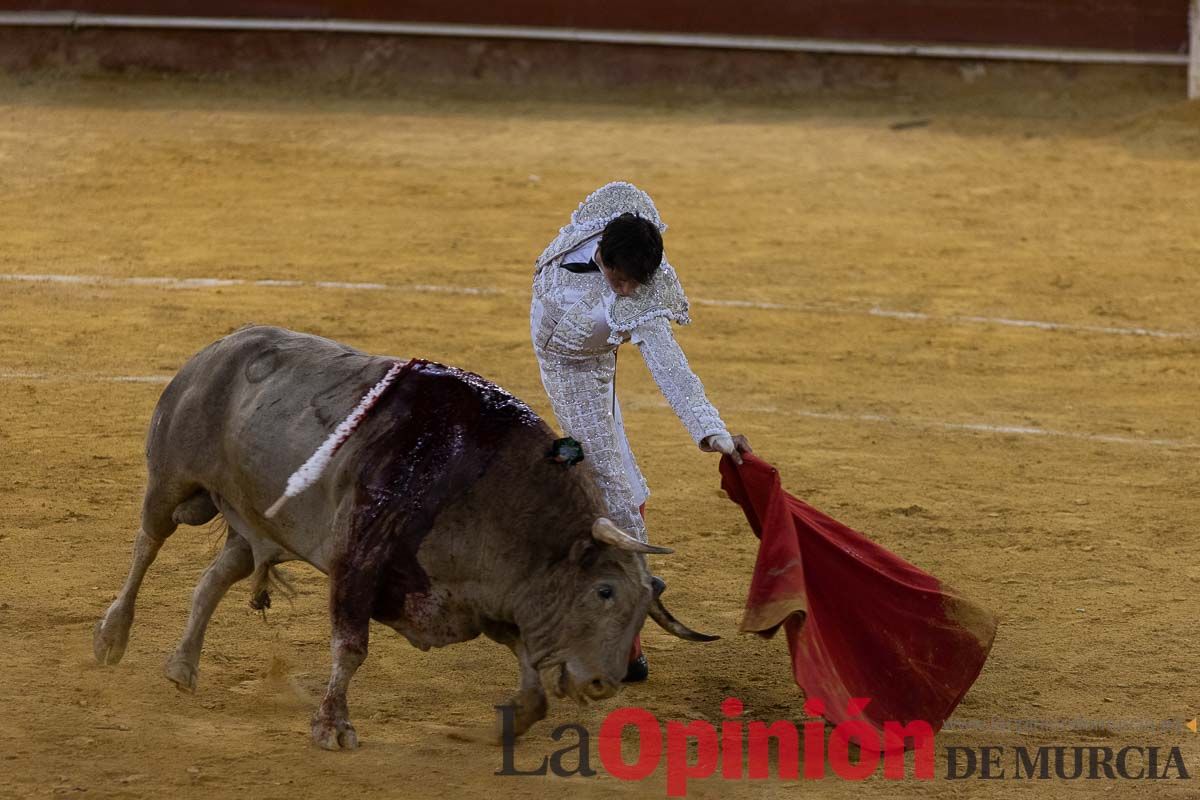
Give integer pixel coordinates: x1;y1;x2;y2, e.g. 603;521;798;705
92;610;131;666
496;688;548;741
312;717;358;751
164;654;198;692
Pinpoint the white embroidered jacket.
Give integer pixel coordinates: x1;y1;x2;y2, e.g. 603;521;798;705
530;182;728;541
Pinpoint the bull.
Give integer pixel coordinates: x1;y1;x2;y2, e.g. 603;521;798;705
93;325;716;749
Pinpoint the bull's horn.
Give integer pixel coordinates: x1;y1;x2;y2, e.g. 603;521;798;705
649;596;720;642
591;518;673;555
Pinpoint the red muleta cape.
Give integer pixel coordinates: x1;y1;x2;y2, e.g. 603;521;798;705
720;454;997;749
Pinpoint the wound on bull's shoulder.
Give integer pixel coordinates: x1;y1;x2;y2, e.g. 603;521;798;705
344;363;540;623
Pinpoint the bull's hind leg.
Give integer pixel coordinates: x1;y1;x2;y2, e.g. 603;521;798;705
93;483;202;665
164;529;254;691
93;528;164;664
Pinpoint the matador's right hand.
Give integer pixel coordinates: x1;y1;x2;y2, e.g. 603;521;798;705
702;432;753;465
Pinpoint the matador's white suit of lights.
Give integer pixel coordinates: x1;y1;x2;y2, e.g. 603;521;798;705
530;182;729;542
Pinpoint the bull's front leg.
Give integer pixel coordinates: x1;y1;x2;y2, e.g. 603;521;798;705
498;640;548;740
312;561;374;751
313;631;367;750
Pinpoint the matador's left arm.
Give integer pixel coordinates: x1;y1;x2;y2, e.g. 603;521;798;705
631;316;728;447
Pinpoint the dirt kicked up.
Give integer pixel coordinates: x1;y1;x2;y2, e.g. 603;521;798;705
1;71;1198;799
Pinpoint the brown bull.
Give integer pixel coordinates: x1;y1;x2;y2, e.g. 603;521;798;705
93;325;715;749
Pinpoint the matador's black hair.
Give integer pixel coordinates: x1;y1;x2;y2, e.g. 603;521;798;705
598;213;663;285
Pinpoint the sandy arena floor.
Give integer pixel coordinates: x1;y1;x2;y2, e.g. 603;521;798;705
1;70;1199;799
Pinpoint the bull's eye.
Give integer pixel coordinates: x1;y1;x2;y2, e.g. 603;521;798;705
597;584;614;600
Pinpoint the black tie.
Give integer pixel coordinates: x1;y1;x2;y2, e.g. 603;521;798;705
561;259;600;274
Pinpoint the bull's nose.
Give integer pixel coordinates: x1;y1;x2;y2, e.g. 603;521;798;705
586;677;618;700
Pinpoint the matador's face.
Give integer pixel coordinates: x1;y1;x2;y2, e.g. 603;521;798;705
595;249;641;298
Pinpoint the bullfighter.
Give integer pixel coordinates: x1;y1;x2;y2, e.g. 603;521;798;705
530;181;751;681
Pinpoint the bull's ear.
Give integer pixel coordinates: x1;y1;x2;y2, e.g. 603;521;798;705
591;518;673;555
569;538;600;568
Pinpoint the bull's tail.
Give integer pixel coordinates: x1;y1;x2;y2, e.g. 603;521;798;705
248;563;297;613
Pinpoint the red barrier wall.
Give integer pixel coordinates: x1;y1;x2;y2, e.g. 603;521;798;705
0;1;1189;54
